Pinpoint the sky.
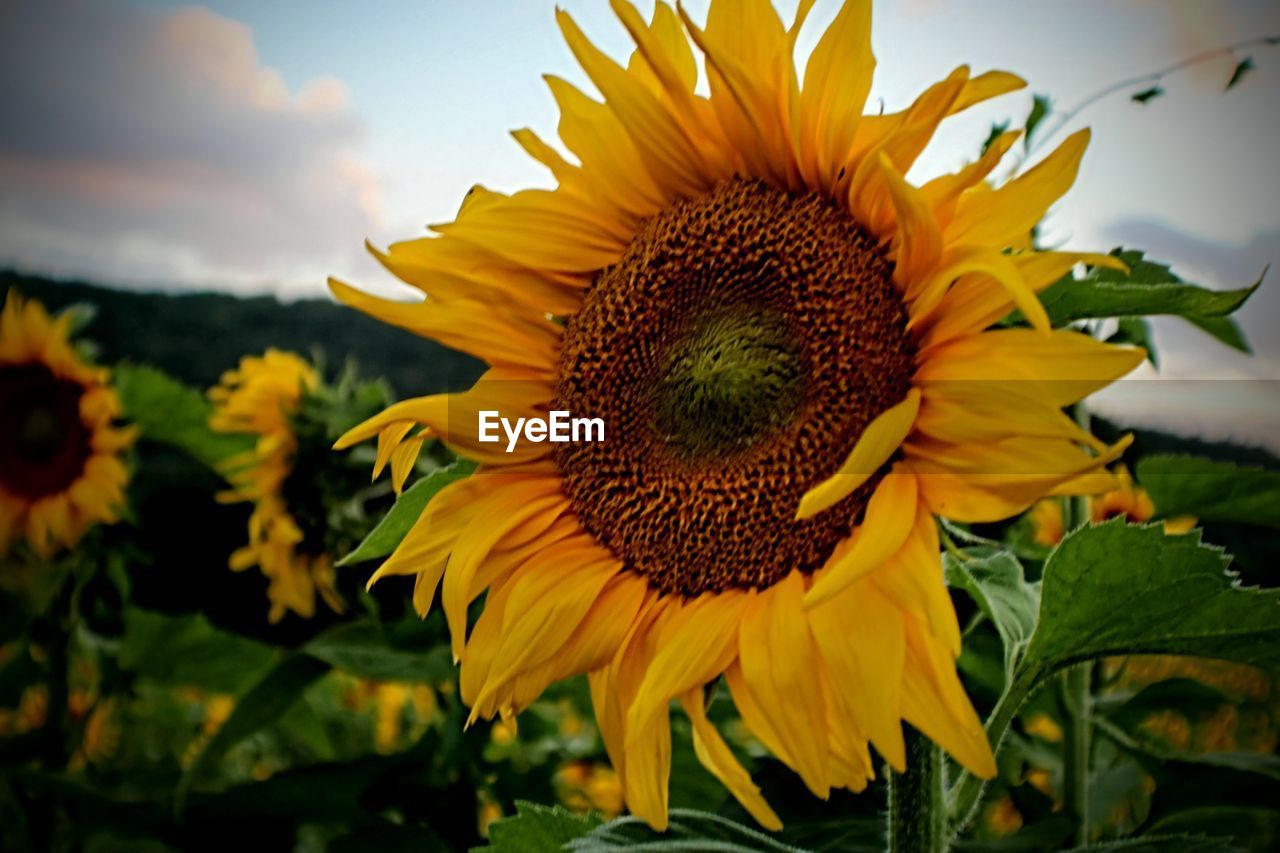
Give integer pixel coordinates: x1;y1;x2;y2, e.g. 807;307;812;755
1;0;1278;444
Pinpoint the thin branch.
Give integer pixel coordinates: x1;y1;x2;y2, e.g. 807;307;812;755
1011;34;1279;174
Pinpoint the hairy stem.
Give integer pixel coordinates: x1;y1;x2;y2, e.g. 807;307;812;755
1059;400;1095;845
947;666;1039;836
889;728;948;853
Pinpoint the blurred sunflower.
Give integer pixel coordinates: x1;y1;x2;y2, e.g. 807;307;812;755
332;0;1143;829
209;350;343;622
0;291;133;559
1030;466;1196;547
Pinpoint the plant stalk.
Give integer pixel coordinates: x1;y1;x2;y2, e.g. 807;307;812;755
889;728;948;853
1060;401;1094;845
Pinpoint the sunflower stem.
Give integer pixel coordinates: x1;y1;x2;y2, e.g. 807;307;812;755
888;728;948;853
40;579;72;771
1060;401;1094;845
1061;664;1092;844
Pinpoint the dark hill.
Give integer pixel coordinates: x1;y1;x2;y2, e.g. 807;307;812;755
0;271;485;396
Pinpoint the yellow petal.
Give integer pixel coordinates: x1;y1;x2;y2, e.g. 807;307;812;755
511;127;576;184
796;389;920;520
915;328;1146;408
879;154;943;289
558;8;712;197
373;422;415;481
809;576;906;770
737;573;829;797
805;467;919;608
626;590;746;741
329;278;560;373
679;687;782;831
946;129;1091;250
871;507;961;657
442;480;567;660
796;0;874;190
901;616;996;778
545;74;667;218
389;433;427;495
470;548;617;715
909;247;1050;334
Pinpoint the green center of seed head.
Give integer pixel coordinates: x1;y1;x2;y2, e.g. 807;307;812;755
657;308;803;458
19;406;67;462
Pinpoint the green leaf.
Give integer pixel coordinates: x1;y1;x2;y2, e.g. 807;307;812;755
1108;318;1158;368
1025;94;1052;144
482;801;603;853
1033;250;1260;327
944;548;1040;685
1026;521;1280;671
568;809;806;851
114;363;252;469
118;609;275;693
1182;315;1252;353
338;459;477;566
1064;836;1244;852
1226;57;1255;90
1136;455;1280;529
1104;677;1229;723
1132;86;1164;104
948;523;1280;832
981;120;1011;155
1149;807;1279;852
56;301;97;335
303;620;454;682
175;653;330;818
1101;681;1280;781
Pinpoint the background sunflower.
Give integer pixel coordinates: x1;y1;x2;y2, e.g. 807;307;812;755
0;291;134;560
209;349;394;623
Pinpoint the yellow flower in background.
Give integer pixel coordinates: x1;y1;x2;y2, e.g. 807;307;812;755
209;349;343;622
69;698;121;772
557;761;625;817
982;794;1023;837
1030;466;1196;546
332;0;1143;829
1029;499;1066;547
373;682;412;753
0;291;134;559
1023;712;1063;743
1091;466;1196;532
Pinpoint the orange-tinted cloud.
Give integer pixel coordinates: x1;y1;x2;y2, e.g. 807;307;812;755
0;0;380;295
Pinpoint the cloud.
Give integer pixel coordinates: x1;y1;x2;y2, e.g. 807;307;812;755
0;0;380;296
1087;217;1280;451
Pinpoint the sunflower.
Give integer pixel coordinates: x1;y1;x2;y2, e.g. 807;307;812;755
330;0;1144;829
1030;465;1196;546
0;291;133;559
209;349;343;622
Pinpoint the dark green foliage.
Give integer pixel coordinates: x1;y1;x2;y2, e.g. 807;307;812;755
1032;250;1260;328
1137;456;1280;529
115;364;252;468
1025;94;1052;144
340;460;478;566
1226;57;1255;90
0;271;484;396
483;802;603;852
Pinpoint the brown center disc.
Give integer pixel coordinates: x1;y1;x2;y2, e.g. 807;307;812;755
552;179;916;596
0;363;92;501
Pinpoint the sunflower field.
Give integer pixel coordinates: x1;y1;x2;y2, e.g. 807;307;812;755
1;2;1278;851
